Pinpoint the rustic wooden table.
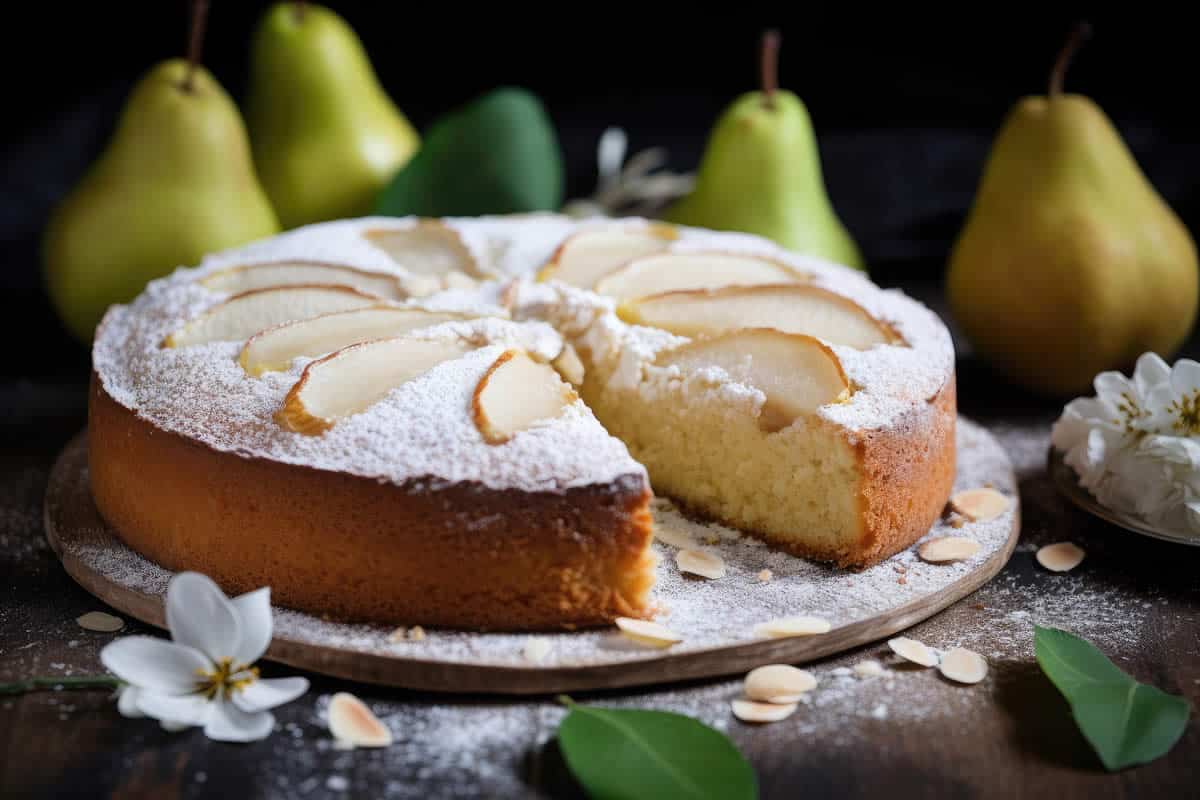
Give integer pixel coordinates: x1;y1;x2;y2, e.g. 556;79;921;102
2;301;1198;799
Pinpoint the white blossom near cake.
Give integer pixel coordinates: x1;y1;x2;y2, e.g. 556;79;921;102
100;572;308;742
1051;352;1200;534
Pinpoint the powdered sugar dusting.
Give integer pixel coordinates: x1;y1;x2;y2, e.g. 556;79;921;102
64;419;1015;673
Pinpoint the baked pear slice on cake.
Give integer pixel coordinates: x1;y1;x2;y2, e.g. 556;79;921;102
163;285;379;348
240;307;475;376
472;349;578;443
619;283;898;349
362;220;483;295
200;261;407;300
277;336;474;434
593;252;808;301
536;225;676;287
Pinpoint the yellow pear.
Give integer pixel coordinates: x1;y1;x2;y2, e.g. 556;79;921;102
948;26;1197;394
43;59;279;341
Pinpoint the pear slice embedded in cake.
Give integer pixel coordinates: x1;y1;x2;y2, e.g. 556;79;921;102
472;349;578;444
593;251;808;301
619;283;898;349
536;225;676;288
163;285;379;348
200;261;406;300
656;329;849;432
363;221;481;295
277;336;473;434
239;307;474;376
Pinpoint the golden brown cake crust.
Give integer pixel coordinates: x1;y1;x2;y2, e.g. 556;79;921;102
88;375;655;631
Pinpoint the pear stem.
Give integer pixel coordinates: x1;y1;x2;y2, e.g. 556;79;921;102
760;30;781;109
1048;22;1091;97
181;0;210;94
293;0;307;22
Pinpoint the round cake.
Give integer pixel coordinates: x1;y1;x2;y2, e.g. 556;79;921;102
89;215;956;630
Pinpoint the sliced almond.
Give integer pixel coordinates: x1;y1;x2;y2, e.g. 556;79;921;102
164;285;379;348
328;692;393;748
853;659;885;678
523;637;552;663
363;221;480;281
614;617;683;648
1036;542;1086;573
938;647;988;684
239;307;473;376
753;616;832;638
917;536;982;563
675;549;726;580
757;569;773;583
653;525;699;550
536;225;676;288
594;251;807;301
200;261;406;300
887;636;939;667
731;698;798;723
551;343;585;386
277;337;472;434
76;611;124;632
744;665;817;704
620;283;898;349
656;329;850;432
407;626;426;642
472;349;577;444
949;488;1010;522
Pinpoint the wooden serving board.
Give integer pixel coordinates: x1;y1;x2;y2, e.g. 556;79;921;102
44;419;1019;694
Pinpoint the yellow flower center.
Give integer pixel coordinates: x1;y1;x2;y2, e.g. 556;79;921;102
195;657;259;699
1170;389;1200;436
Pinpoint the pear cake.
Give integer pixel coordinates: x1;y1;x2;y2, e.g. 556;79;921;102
89;215;956;630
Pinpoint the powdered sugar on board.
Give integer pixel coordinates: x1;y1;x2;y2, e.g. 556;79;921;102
61;418;1016;674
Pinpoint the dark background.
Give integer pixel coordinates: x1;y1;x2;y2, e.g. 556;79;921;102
3;4;1196;384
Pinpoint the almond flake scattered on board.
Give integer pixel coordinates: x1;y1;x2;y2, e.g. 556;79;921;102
328;692;393;748
853;659;885;678
938;647;988;684
753;616;832;638
887;636;939;667
744;665;817;704
523;637;552;663
918;536;982;563
731;698;799;723
75;611;124;633
757;569;773;583
387;627;407;643
675;549;726;580
615;617;684;648
949;488;1010;522
408;626;426;642
1036;542;1086;572
653;524;698;550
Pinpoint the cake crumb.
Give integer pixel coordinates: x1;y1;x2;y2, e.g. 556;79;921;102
853;659;884;678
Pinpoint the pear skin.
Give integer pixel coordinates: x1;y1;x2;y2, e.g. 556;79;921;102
43;60;280;342
663;89;864;270
947;94;1198;394
247;3;419;228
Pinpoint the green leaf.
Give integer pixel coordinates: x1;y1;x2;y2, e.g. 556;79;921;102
557;701;756;800
1035;626;1190;770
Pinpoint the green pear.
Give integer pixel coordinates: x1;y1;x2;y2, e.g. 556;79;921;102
374;87;563;217
947;26;1197;394
247;2;419;228
43;60;280;342
662;32;863;270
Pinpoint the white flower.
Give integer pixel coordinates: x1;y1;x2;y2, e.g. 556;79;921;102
101;572;308;742
1052;353;1200;536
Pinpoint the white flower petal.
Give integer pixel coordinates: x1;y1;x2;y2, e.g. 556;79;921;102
100;637;210;694
167;572;241;663
1169;359;1200;396
1093;372;1134;406
230;587;273;667
204;701;275;743
116;686;144;718
232;677;309;713
1133;353;1171;394
136;691;211;728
